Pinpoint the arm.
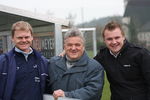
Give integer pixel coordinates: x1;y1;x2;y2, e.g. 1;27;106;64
0;54;7;100
140;49;150;100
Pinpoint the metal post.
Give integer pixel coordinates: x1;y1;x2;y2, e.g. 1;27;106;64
54;24;63;56
93;29;97;56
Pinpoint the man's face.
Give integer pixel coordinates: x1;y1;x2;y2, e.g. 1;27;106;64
64;36;85;60
12;30;33;53
103;28;125;54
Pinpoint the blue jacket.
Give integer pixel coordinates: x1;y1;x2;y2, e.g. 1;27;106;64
48;52;104;100
0;48;49;100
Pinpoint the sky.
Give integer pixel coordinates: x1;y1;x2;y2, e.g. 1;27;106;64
0;0;125;24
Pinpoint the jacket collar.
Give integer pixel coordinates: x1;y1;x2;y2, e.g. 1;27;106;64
55;52;89;73
118;40;130;54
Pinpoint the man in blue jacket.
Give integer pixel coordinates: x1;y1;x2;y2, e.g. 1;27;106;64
48;28;104;100
0;21;49;100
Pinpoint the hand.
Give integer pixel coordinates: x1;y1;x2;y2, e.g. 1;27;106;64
53;89;65;99
58;50;65;57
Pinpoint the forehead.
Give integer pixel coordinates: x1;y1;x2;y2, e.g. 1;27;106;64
64;36;83;44
104;28;123;37
14;30;32;36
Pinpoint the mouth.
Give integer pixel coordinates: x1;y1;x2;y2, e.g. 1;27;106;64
111;43;119;48
70;50;78;53
19;43;29;47
71;52;77;54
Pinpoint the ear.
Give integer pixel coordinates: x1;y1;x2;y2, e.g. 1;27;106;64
83;46;85;51
31;36;33;40
123;36;125;41
11;37;14;42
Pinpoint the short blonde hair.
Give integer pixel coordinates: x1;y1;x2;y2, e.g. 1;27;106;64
11;21;33;37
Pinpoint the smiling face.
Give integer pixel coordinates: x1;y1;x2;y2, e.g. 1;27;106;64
12;30;33;53
64;36;85;60
103;27;125;54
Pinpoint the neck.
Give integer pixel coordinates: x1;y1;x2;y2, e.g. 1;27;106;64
109;50;120;58
66;56;80;62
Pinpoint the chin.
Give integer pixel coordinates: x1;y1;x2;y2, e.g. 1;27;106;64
114;50;120;53
70;56;78;59
70;56;77;59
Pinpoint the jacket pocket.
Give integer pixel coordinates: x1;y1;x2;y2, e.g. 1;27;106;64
119;64;141;80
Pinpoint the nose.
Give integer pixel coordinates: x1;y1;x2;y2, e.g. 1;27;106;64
21;37;27;42
72;45;76;50
112;39;117;44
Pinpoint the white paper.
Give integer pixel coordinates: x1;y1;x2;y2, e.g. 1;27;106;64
43;94;80;100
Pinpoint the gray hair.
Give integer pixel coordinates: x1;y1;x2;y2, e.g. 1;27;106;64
64;28;85;44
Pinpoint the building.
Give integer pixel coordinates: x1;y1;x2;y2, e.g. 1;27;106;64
0;4;69;58
124;0;150;49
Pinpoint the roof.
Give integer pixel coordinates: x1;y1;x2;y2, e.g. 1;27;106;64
124;0;150;25
0;4;69;31
124;0;150;31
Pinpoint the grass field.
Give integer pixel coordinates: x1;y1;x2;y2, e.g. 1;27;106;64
87;50;111;100
101;73;111;100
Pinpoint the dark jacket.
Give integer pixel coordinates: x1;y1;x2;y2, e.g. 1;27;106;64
0;48;49;100
48;52;104;100
94;41;150;100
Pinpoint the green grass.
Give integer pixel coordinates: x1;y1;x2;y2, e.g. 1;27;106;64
87;50;111;100
101;72;111;100
86;50;94;58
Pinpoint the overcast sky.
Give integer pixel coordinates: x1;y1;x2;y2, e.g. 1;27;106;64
0;0;125;24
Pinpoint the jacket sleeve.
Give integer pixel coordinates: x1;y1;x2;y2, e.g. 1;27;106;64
93;51;100;62
140;49;150;100
65;64;104;100
40;56;52;94
0;54;7;100
93;50;104;65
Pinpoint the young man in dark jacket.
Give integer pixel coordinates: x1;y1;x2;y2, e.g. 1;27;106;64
48;28;104;100
94;21;150;100
0;21;49;100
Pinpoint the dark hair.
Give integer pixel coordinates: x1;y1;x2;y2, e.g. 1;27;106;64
102;21;124;38
11;21;33;37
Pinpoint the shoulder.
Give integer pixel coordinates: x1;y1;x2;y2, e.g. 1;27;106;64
32;49;48;61
125;42;150;57
89;58;100;65
0;50;14;61
41;56;49;63
128;43;143;50
50;56;62;62
94;46;107;61
88;58;104;70
97;46;108;56
0;54;6;62
128;42;148;53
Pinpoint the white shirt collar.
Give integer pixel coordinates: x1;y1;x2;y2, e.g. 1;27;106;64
15;47;33;61
109;50;120;58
